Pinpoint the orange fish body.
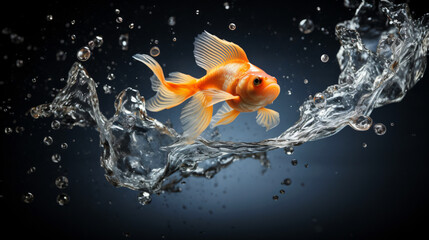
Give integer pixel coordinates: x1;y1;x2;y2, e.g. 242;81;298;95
133;31;280;143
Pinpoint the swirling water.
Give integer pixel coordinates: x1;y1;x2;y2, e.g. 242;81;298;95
30;0;429;202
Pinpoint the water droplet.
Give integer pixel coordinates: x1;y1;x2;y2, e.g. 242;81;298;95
56;193;70;206
349;115;373;131
87;40;95;50
116;17;123;23
15;126;24;134
303;79;309;84
22;192;34;203
51;120;61;130
299;19;314;34
43;136;53;146
4;127;12;134
103;84;113;94
168;16;176;26
55;176;69;189
272;195;279;201
291;159;298;166
281;178;292;186
51;153;61;163
46;15;53;21
321;54;329;63
56;50;67;61
61;143;68;149
150;46;160;57
313;92;326;108
76;46;91;61
228;23;236;31
373;123;386;135
119;34;129;51
224;2;230;10
279;189;285;194
94;36;103;47
362;142;367;148
107;73;115;81
138;191;152;205
27;166;36;174
16;59;24;67
284;146;294;155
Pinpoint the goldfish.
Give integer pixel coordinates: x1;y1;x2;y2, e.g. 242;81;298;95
133;31;280;143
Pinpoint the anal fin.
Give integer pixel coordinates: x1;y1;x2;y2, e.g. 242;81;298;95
210;102;240;128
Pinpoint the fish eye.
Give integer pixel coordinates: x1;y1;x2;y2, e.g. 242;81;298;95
253;77;262;86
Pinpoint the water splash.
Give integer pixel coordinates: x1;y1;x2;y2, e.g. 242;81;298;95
31;1;428;200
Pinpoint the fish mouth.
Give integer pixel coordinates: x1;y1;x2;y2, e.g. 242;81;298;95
264;83;281;100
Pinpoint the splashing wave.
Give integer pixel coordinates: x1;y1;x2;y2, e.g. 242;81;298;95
31;1;429;201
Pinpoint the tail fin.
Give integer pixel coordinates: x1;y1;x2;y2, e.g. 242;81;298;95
133;54;197;112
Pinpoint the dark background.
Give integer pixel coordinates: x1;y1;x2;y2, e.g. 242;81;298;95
1;0;429;239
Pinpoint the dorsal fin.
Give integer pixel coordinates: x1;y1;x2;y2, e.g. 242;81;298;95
193;31;248;72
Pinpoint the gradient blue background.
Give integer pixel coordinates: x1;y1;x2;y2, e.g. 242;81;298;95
1;0;429;239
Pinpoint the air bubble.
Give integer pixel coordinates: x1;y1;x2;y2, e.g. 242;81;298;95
51;153;61;163
16;59;24;67
55;176;69;189
299;19;314;34
313;93;326;108
94;36;104;47
272;195;279;201
349;115;373;131
321;54;329;63
56;193;70;206
224;2;230;10
22;192;34;203
284;146;294;155
138;191;152;205
281;178;292;186
46;15;53;21
107;73;115;81
119;34;129;51
76;46;91;61
61;143;68;149
291;159;298;166
4;127;12;134
116;17;123;23
168;16;176;26
150;46;160;57
51;120;61;130
373;123;386;135
228;23;236;31
43;136;53;146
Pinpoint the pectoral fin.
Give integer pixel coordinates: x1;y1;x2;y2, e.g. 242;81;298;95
256;108;280;131
180;92;213;143
210;102;240;128
180;89;239;143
